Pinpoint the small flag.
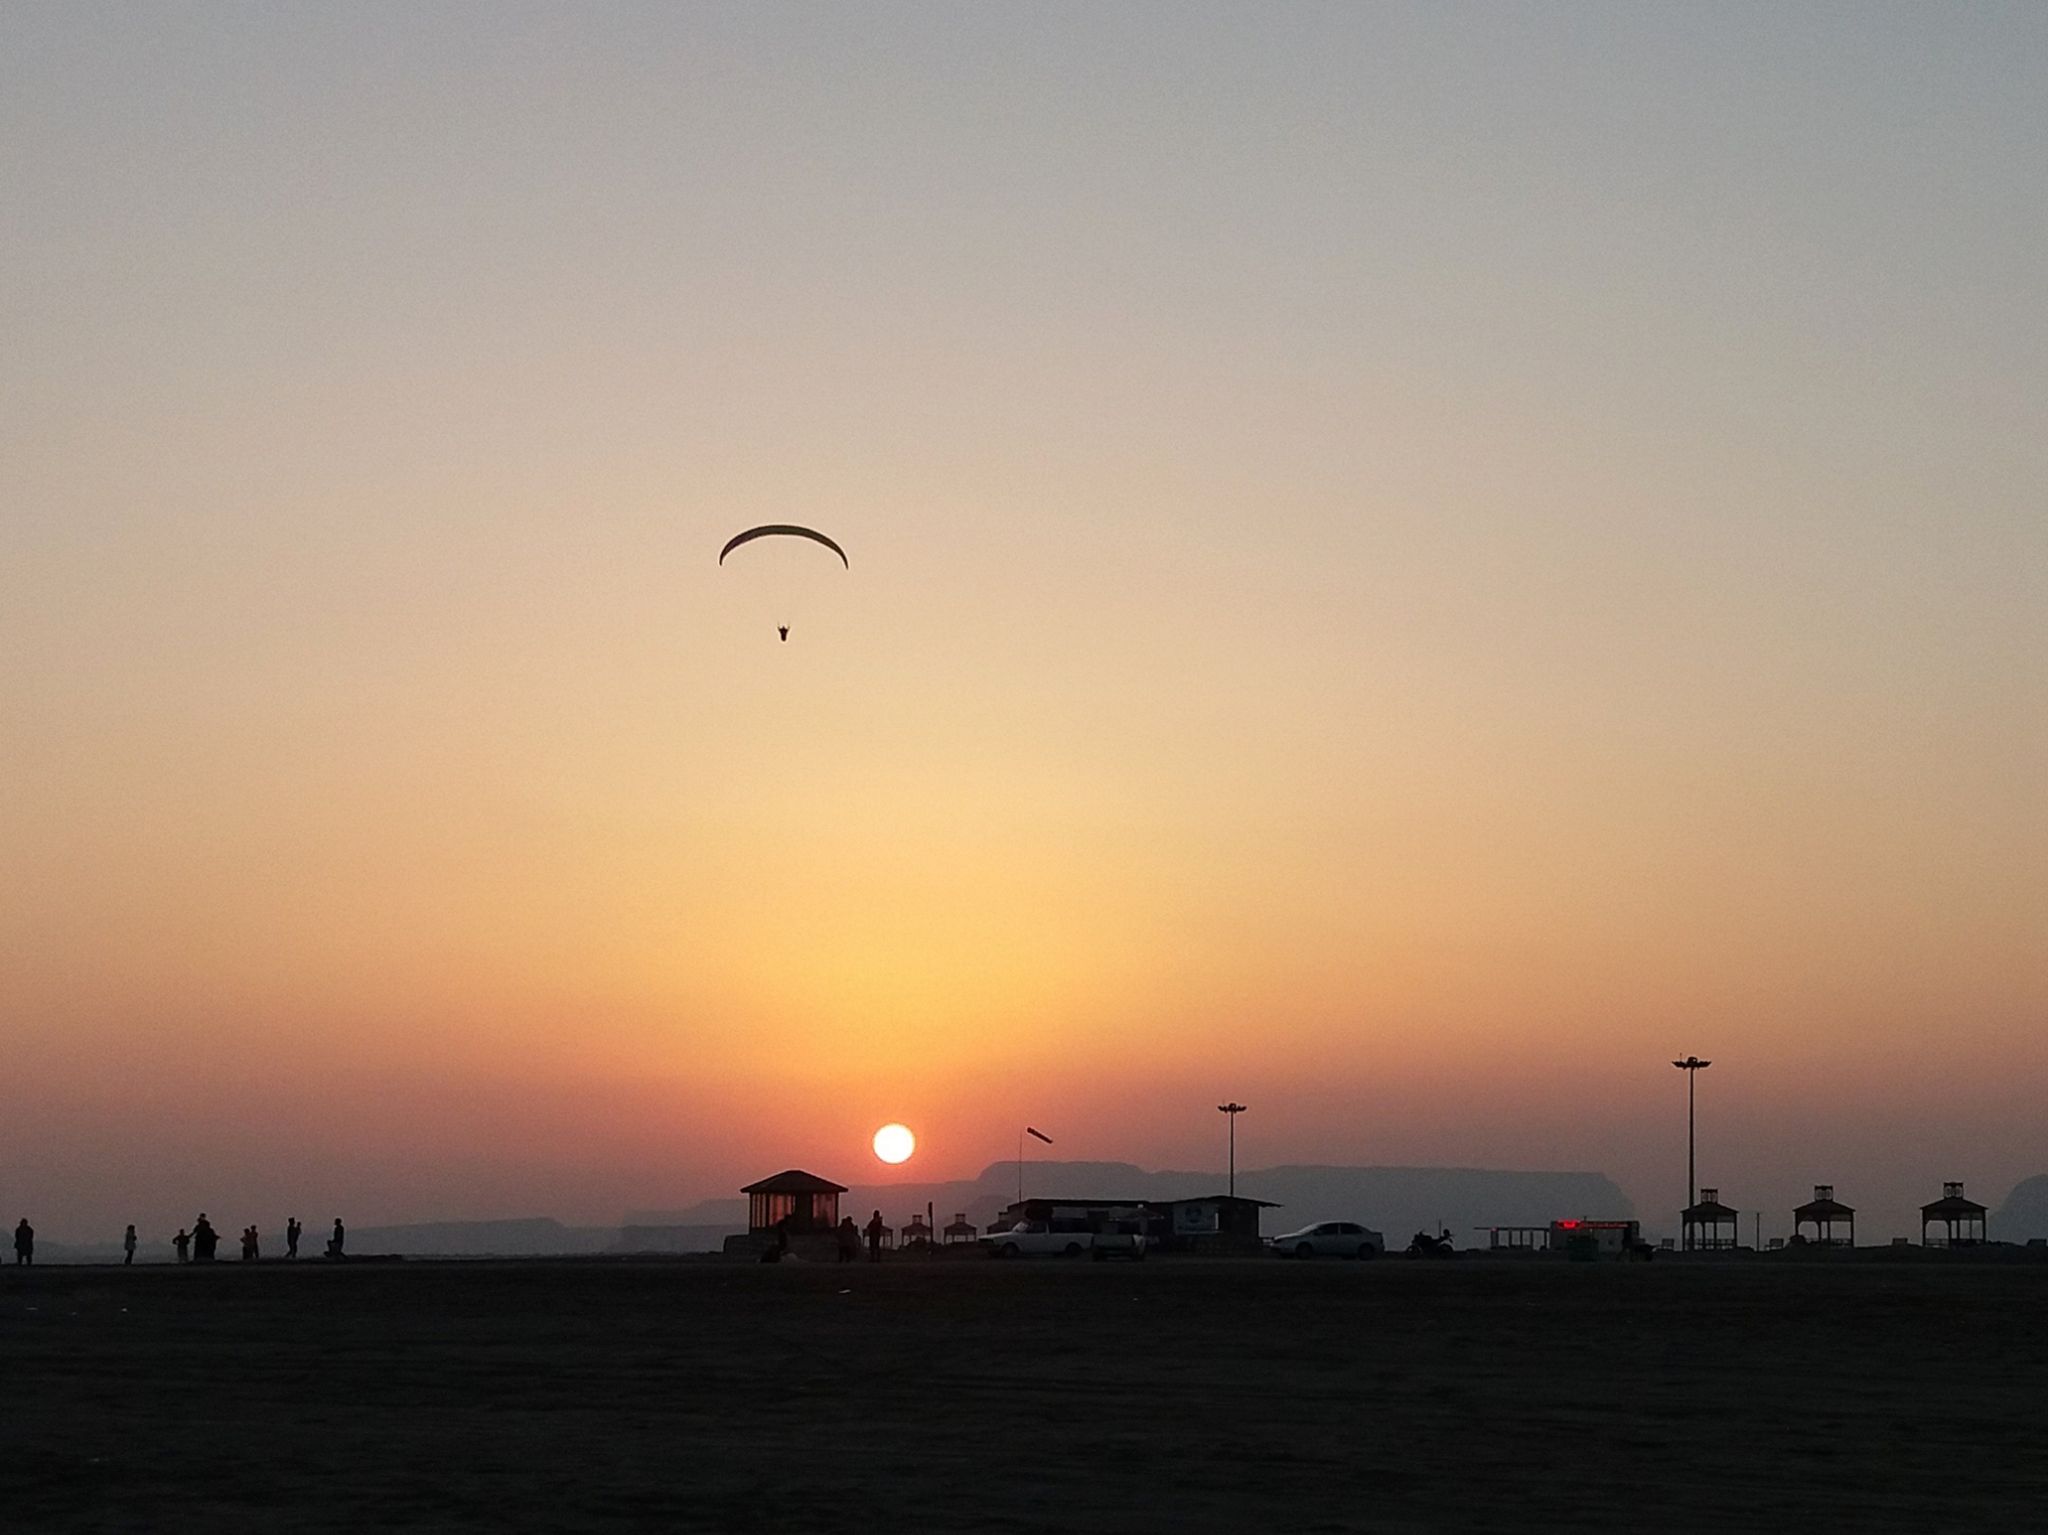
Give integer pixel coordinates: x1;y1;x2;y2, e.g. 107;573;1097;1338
1026;1127;1053;1144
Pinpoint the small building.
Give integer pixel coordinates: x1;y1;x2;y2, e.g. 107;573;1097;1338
1480;1226;1551;1253
943;1213;978;1246
901;1214;933;1248
741;1170;846;1235
1921;1182;1987;1247
1550;1219;1643;1255
1153;1195;1277;1254
1793;1185;1855;1247
1681;1189;1739;1251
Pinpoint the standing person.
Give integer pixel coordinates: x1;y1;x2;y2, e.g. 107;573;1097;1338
123;1225;138;1266
13;1219;32;1266
173;1229;191;1264
241;1226;259;1261
192;1214;219;1263
836;1216;860;1263
864;1209;885;1263
326;1218;345;1260
285;1217;301;1260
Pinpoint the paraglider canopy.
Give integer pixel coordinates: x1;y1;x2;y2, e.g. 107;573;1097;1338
719;524;848;643
717;525;849;568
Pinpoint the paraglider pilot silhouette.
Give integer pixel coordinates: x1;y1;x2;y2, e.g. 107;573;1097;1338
718;524;847;642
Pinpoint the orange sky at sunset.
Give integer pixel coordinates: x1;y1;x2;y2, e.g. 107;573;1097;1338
4;5;2044;1245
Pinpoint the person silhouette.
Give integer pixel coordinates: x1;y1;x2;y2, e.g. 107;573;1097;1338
241;1226;259;1261
123;1224;138;1266
285;1217;301;1260
864;1210;885;1263
173;1229;191;1264
192;1214;219;1263
13;1219;32;1266
326;1218;345;1260
836;1216;860;1263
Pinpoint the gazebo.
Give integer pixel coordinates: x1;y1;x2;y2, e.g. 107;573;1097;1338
943;1213;978;1245
741;1170;846;1234
1793;1185;1855;1247
1681;1188;1739;1251
1920;1182;1987;1247
901;1214;933;1248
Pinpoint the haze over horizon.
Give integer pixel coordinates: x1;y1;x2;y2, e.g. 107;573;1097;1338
4;5;2044;1248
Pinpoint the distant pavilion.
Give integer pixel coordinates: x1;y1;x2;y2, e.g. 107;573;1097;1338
741;1170;846;1235
943;1214;978;1246
1681;1189;1739;1251
1920;1182;1987;1247
1793;1185;1855;1247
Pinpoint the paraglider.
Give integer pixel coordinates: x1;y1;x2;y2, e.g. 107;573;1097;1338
718;525;847;642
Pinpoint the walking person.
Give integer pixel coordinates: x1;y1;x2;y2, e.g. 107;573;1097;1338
241;1225;259;1261
13;1218;32;1266
123;1224;138;1265
173;1229;191;1264
864;1209;885;1263
285;1217;301;1260
326;1218;345;1260
192;1214;219;1263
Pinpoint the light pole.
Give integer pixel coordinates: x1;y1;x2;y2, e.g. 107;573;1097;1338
1217;1103;1246;1198
1672;1057;1710;1248
1018;1126;1051;1207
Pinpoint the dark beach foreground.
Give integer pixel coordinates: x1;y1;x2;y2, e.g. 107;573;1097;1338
3;1256;2043;1531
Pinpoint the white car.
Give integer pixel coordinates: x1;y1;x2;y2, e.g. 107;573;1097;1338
983;1221;1093;1259
1270;1221;1384;1259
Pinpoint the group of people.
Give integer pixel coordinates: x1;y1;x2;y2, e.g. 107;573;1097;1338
841;1211;888;1262
6;1215;350;1265
760;1209;894;1263
164;1216;344;1263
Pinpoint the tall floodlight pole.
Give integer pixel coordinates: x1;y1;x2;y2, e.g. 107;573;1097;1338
1218;1103;1247;1198
1672;1057;1711;1247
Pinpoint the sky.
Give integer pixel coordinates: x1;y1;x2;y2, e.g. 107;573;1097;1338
3;3;2044;1245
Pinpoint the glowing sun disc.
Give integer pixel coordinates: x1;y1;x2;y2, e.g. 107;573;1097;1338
872;1123;916;1164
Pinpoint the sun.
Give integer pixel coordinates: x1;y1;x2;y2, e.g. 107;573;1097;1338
871;1123;916;1165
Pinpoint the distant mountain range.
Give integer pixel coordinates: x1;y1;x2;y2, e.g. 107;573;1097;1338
1992;1176;2048;1241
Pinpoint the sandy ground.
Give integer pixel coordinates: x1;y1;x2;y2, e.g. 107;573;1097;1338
3;1255;2043;1531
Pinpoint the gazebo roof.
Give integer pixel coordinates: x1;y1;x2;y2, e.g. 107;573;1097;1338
1920;1195;1986;1218
1795;1197;1856;1219
741;1170;848;1196
1683;1200;1739;1220
943;1219;977;1234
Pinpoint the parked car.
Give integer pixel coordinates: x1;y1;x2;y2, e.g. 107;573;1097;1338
1269;1221;1384;1259
983;1221;1092;1259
